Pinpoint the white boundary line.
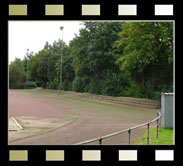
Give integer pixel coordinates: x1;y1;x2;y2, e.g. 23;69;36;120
12;117;23;130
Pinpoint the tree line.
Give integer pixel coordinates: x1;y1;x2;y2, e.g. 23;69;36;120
9;22;173;101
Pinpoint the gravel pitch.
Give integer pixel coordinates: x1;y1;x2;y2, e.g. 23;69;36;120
8;89;158;145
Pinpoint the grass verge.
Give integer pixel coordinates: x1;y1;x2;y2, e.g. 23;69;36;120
69;113;80;121
134;127;174;145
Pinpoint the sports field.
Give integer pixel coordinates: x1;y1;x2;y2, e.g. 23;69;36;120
9;89;158;145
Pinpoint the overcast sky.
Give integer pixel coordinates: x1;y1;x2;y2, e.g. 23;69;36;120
8;21;84;63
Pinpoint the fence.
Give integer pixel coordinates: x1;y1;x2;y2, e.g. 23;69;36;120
74;112;161;145
62;91;160;109
36;89;160;109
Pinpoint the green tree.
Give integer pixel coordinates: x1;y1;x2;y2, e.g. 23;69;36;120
29;49;49;88
114;22;173;99
9;58;26;88
71;22;124;95
29;40;75;90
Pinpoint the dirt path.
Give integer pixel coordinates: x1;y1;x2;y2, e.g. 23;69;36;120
9;89;158;145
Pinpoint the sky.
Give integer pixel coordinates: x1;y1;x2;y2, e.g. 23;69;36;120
8;21;84;63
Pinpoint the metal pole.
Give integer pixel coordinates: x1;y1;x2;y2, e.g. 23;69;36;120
147;123;150;145
59;26;64;94
156;112;159;139
26;49;29;82
156;119;159;139
128;129;131;145
159;113;161;132
27;58;28;82
99;138;102;145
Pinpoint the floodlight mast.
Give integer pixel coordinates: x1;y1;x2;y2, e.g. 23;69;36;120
26;49;29;82
59;26;64;94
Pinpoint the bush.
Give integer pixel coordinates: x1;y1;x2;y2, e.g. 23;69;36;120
19;81;37;89
9;82;20;89
62;81;72;91
72;76;83;92
35;81;42;87
100;72;124;96
47;79;59;90
123;82;146;98
72;76;90;92
9;81;37;89
149;82;173;102
88;79;102;94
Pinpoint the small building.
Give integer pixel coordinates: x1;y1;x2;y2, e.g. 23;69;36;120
161;93;174;128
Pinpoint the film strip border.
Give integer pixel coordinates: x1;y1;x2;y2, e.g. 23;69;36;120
7;149;175;162
5;0;176;19
1;1;178;166
8;4;174;16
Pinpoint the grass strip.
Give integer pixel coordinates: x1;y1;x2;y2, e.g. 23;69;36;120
134;127;174;145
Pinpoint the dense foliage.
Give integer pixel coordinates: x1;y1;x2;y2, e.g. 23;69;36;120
9;22;173;101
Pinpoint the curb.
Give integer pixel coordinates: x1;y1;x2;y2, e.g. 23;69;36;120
12;117;23;130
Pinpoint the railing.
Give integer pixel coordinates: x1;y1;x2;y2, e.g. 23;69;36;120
74;112;161;145
62;91;160;109
35;89;160;108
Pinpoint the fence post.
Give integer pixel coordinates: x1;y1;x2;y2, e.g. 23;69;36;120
128;129;131;145
99;138;102;145
159;113;161;132
156;112;159;139
147;123;150;145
